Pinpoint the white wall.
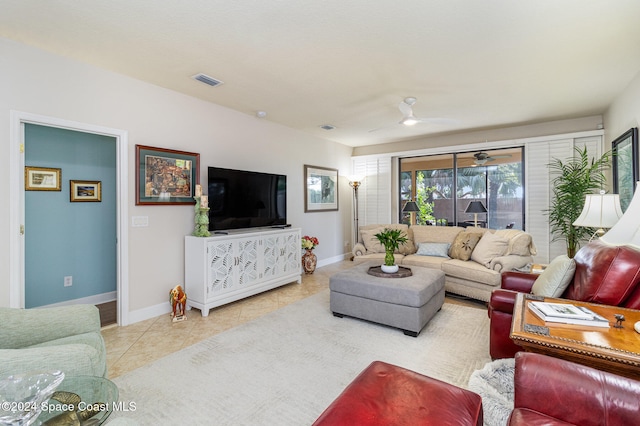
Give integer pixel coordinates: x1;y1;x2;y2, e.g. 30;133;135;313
0;38;353;320
605;70;640;146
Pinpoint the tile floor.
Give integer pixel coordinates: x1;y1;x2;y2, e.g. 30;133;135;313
102;260;486;379
102;261;354;379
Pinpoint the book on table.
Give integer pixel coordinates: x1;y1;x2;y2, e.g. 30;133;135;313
528;301;610;328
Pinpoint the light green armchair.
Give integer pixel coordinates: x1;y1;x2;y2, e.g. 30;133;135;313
0;304;107;378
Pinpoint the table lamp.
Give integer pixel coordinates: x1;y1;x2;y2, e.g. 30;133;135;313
465;201;487;227
402;200;420;225
600;182;640;248
572;191;623;241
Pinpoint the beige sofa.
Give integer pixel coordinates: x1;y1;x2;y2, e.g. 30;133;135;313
352;224;536;302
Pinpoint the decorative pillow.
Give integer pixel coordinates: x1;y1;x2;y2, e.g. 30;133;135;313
449;233;483;261
470;232;509;268
360;228;384;253
416;242;451;258
495;229;536;256
531;255;576;297
360;227;411;254
508;233;533;256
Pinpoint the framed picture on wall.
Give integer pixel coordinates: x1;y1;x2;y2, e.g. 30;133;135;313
304;165;339;212
135;145;200;205
25;166;61;191
612;127;639;211
70;180;102;202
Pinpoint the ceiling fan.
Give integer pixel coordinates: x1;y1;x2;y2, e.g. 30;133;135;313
369;97;455;132
473;151;512;166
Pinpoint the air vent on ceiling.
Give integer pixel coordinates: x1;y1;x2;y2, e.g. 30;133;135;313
191;73;224;87
320;124;336;130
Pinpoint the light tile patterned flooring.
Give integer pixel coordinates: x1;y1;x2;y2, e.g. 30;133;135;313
102;260;486;379
102;261;354;379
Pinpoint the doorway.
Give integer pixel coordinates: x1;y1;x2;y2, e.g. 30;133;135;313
9;111;130;325
24;124;117;324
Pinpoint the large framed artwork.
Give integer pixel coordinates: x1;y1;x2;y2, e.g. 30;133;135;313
304;165;338;212
612;128;638;212
25;166;61;191
135;145;200;205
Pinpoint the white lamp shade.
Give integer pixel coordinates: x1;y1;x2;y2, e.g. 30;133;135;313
572;194;623;228
600;183;640;248
347;175;364;184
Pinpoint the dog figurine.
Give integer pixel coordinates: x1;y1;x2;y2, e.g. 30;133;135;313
170;285;187;321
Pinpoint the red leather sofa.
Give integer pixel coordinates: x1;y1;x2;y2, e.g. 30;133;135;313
488;240;640;359
509;352;640;425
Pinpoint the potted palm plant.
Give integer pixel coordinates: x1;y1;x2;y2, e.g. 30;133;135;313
547;146;611;258
373;228;409;273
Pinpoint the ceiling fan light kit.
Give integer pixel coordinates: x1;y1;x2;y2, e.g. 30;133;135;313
400;115;419;126
369;96;456;133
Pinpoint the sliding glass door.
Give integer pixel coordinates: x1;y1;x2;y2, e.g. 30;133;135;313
400;147;524;230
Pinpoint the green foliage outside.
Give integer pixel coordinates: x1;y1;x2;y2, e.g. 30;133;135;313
415;171;435;224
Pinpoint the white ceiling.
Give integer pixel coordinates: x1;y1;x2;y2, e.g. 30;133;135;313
2;1;640;147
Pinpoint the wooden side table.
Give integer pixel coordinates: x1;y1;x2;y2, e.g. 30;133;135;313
510;293;640;380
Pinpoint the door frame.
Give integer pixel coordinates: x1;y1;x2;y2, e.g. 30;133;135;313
9;111;130;325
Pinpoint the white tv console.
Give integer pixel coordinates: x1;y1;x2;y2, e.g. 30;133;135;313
184;227;302;317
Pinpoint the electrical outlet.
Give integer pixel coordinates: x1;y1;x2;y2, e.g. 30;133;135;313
64;276;73;287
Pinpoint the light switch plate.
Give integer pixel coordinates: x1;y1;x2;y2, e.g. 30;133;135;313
132;216;149;227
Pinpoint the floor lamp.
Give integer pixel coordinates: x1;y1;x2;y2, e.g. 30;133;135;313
348;176;364;247
465;200;487;227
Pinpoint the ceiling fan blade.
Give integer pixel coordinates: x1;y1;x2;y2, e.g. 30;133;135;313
416;117;458;125
398;101;413;118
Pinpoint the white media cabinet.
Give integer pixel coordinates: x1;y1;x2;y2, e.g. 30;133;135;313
184;227;302;316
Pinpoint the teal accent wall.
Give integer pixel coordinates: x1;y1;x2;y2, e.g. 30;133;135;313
25;124;117;308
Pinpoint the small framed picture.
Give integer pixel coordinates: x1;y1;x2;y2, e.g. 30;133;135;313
304;165;339;212
70;180;102;202
25;166;61;191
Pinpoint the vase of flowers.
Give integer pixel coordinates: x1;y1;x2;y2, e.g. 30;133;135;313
373;228;409;273
301;235;319;274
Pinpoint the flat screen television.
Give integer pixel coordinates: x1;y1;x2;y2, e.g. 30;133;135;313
207;166;287;231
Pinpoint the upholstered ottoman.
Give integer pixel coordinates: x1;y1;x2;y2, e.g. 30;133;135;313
330;262;445;336
313;361;483;425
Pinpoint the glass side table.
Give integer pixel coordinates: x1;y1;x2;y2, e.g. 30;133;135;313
36;376;118;425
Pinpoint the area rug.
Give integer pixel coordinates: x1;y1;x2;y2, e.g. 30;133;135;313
111;289;491;425
468;358;515;426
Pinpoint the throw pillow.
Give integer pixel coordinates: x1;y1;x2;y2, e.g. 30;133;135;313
360;228;384;253
360;227;412;254
416;242;450;258
531;255;576;297
470;232;509;268
449;232;483;261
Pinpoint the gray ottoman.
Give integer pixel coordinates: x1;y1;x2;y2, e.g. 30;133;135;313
330;263;445;337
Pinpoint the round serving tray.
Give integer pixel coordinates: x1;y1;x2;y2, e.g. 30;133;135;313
367;266;413;278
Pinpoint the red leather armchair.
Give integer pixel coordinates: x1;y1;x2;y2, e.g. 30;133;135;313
488;240;640;359
509;352;640;425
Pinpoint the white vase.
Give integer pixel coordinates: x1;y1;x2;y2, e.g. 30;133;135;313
381;264;399;273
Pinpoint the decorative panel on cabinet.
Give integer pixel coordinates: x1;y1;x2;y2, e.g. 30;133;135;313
185;228;302;316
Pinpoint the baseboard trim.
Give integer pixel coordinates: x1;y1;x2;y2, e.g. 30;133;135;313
37;291;117;309
128;302;172;324
126;254;353;325
318;253;352;268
